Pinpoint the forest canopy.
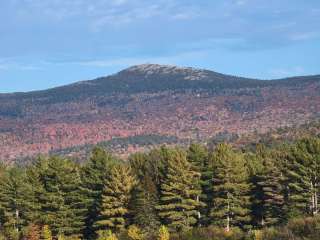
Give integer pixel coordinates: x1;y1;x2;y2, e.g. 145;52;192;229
1;137;320;240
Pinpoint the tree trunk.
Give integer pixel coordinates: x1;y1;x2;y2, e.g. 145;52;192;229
226;200;230;232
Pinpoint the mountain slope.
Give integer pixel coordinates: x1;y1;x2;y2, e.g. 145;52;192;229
1;64;320;161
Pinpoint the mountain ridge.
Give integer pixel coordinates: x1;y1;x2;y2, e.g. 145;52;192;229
0;64;320;162
1;64;320;96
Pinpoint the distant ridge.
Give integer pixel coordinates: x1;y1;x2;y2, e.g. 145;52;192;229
0;64;319;162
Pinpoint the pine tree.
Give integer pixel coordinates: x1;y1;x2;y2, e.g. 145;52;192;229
253;145;285;227
0;167;34;233
129;152;161;233
129;153;148;180
38;157;65;234
95;164;137;233
187;143;212;226
25;157;48;224
60;163;87;237
210;143;251;231
39;157;86;237
146;147;172;190
81;147;117;238
285;138;320;218
131;174;160;232
157;148;203;231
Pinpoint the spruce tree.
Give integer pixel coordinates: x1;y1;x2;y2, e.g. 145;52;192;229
157;148;203;231
95;164;137;233
210;143;251;231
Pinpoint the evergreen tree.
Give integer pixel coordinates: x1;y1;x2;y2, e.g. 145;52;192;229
285;138;320;218
25;157;48;224
252;145;285;227
210;143;251;231
95;164;137;233
0;167;34;233
39;157;86;237
131;174;160;232
129;152;161;233
187;143;212;226
129;153;148;180
157;148;203;231
146;146;172;190
81;147;117;237
60;163;87;237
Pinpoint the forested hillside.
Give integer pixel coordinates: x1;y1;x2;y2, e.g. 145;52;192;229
43;120;320;163
1;64;320;162
1;136;320;240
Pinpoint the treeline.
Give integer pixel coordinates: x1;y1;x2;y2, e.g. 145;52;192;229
0;137;320;240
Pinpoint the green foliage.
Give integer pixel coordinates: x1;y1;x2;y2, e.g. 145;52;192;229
0;166;35;232
157;225;170;240
284;138;320;218
41;225;53;240
38;157;86;237
187;144;211;226
210;144;251;230
24;223;41;240
127;225;144;240
95;164;137;233
260;216;320;240
81;147;118;237
170;226;247;240
251;145;285;227
157;148;204;231
1;137;320;239
97;230;118;240
131;174;160;233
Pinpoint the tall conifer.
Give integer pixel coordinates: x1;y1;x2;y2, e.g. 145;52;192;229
285;138;320;218
253;145;285;227
157;148;203;231
210;143;251;231
187;143;212;226
81;147;117;237
95;164;137;233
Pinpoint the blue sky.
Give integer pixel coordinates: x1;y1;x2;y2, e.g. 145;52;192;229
0;0;320;93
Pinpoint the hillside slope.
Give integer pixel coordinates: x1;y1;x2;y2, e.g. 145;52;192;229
1;64;320;161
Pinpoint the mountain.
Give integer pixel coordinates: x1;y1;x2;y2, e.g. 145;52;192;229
1;64;320;162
